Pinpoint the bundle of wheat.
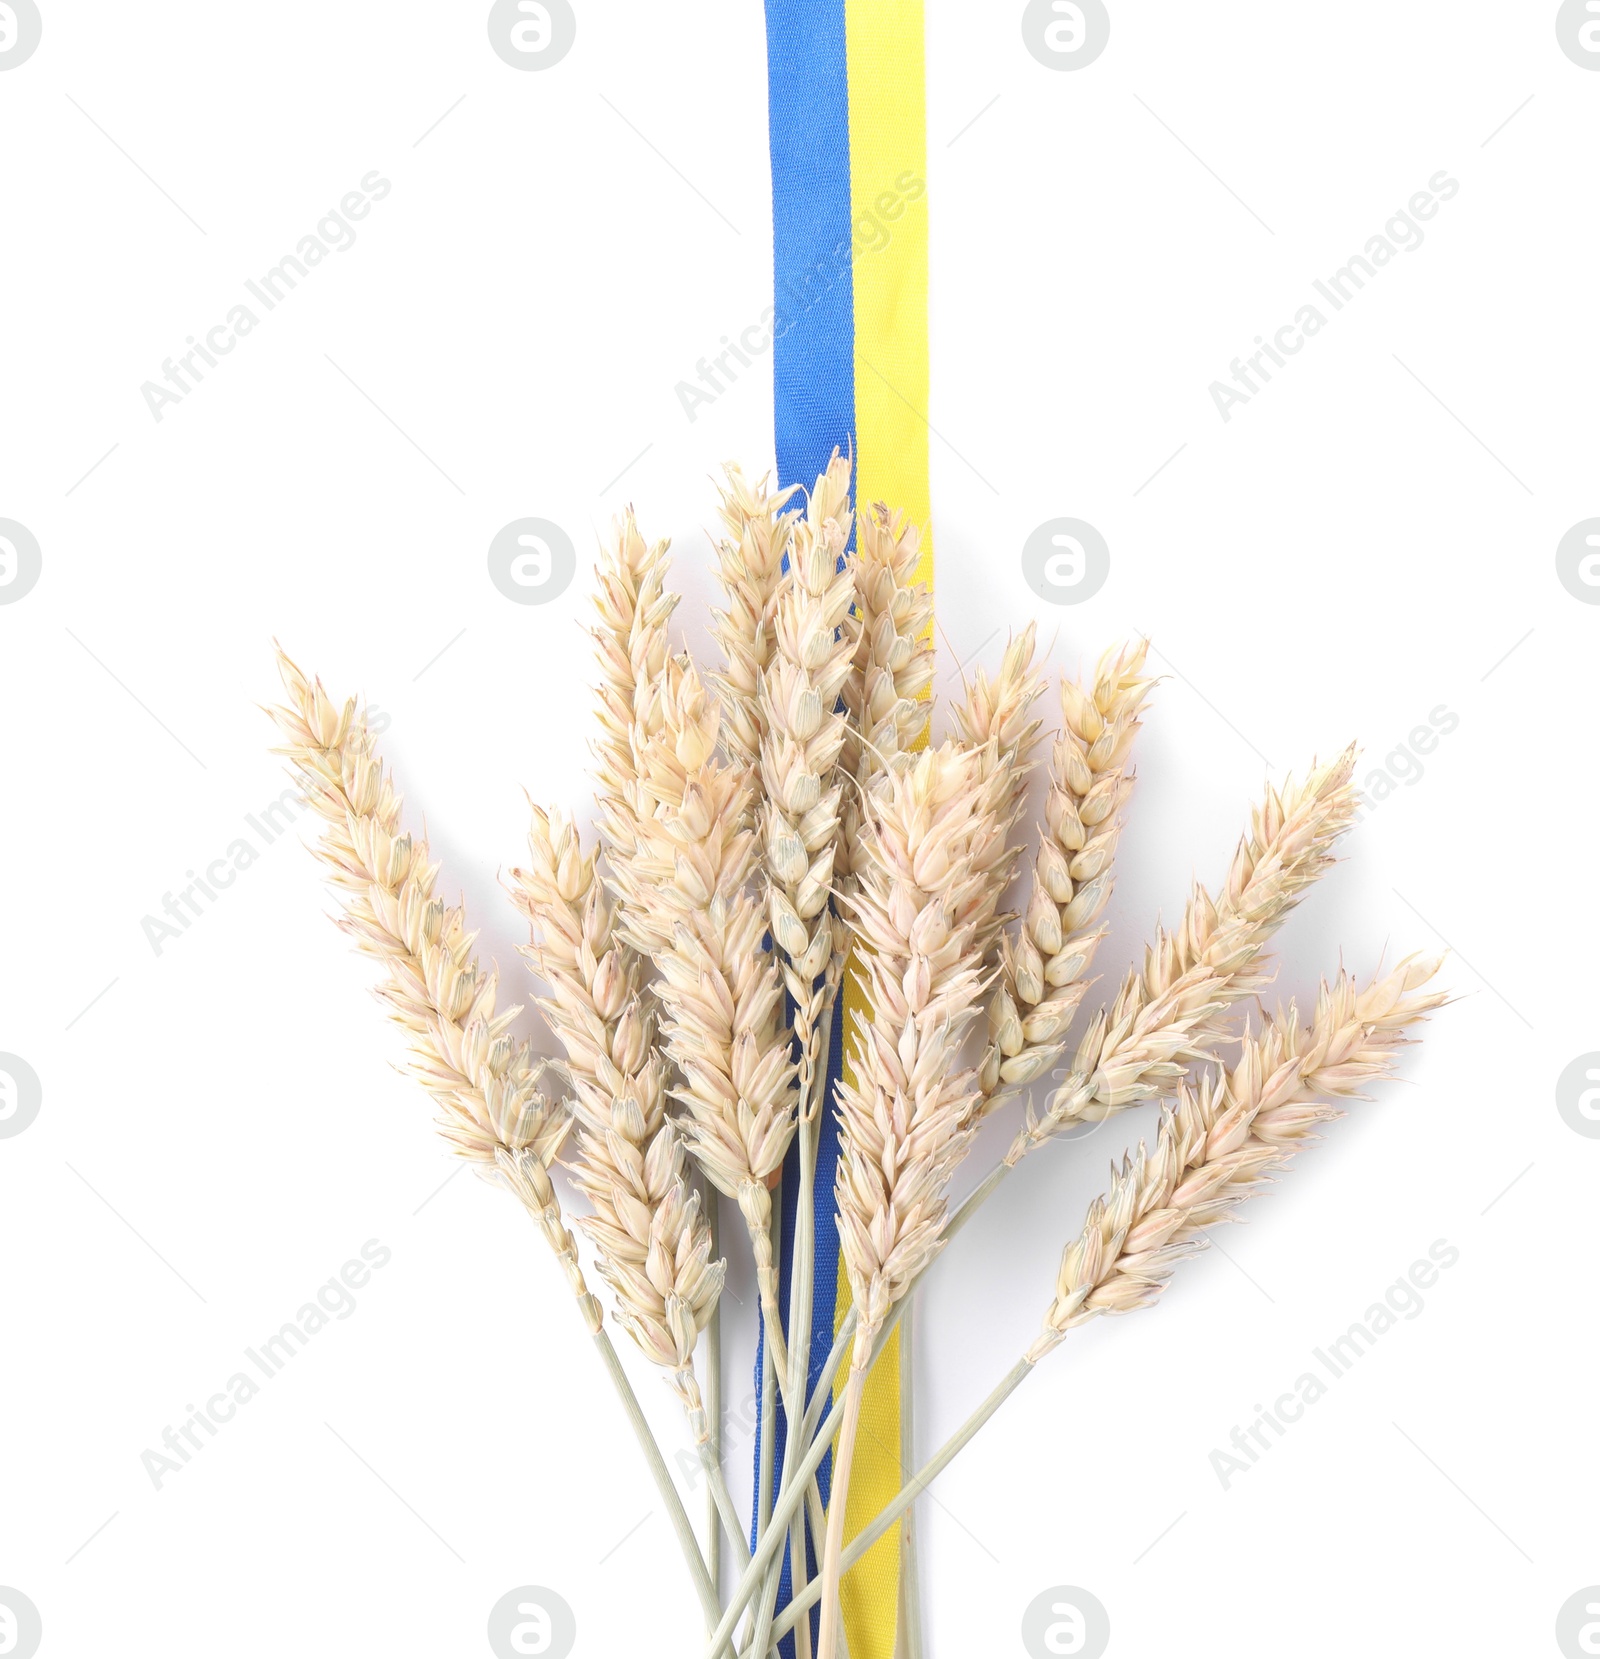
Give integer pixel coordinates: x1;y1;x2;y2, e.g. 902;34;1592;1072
271;453;1446;1659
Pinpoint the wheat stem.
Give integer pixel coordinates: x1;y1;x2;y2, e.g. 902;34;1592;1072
702;1440;752;1571
705;1178;723;1592
594;1328;729;1651
611;656;842;1589
897;1293;923;1659
773;1359;1036;1648
748;1167;786;1654
704;1302;906;1659
815;1352;870;1659
777;1084;822;1659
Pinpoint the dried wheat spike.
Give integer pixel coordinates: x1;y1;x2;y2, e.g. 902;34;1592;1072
978;640;1154;1115
949;622;1049;974
1029;954;1447;1359
268;648;598;1330
591;510;678;861
839;501;935;881
954;621;1050;816
760;451;858;1115
1010;747;1359;1157
612;658;800;1348
835;740;1012;1343
710;462;799;768
509;807;723;1436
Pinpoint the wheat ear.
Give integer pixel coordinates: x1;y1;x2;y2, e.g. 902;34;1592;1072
611;660;801;1367
949;622;1048;967
741;451;858;1659
760;451;857;1118
834;741;1015;1335
591;510;679;861
710;462;799;767
1009;746;1359;1157
1030;953;1448;1354
526;509;724;1432
819;740;1010;1659
978;641;1154;1114
953;620;1049;817
267;650;595;1319
553;503;767;1577
509;809;724;1439
839;502;935;881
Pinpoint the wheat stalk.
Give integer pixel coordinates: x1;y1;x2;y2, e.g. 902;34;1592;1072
762;955;1448;1652
735;452;861;1659
268;648;737;1642
610;653;838;1607
818;739;1011;1659
511;811;749;1567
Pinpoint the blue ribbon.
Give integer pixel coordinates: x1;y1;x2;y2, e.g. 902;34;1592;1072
753;7;858;1652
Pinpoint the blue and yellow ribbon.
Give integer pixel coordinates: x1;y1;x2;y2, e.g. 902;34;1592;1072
757;5;931;1655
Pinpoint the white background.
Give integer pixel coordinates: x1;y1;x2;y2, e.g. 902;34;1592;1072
1;3;1595;1655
